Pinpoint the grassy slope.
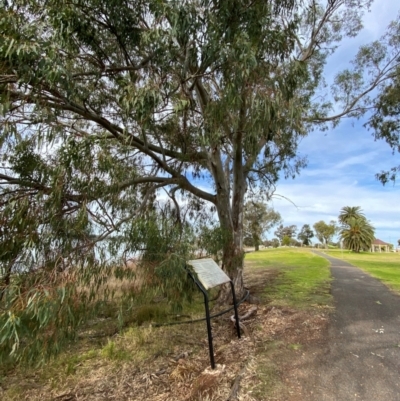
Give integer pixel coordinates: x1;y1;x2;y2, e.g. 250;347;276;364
325;249;400;293
245;248;332;308
243;248;332;399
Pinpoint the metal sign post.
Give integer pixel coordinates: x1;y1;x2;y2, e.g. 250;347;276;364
186;258;241;369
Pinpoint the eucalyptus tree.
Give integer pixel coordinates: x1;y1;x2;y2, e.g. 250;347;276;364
313;220;337;248
297;224;314;245
1;0;399;361
274;224;298;243
244;202;282;251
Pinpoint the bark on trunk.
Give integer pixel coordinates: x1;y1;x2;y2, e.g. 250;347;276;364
215;195;246;305
208;104;248;305
217;240;245;305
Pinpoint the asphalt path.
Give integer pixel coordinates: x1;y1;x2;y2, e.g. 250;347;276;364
306;252;400;401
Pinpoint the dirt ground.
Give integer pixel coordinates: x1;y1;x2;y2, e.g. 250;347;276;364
3;307;328;401
1;268;330;401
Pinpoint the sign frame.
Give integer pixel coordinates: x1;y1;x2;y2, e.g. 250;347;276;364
186;258;241;369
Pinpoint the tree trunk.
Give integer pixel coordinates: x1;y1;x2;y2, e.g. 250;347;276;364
208;123;248;305
214;188;246;305
253;235;260;252
217;233;245;305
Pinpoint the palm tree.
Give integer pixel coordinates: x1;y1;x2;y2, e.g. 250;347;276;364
340;217;375;253
339;206;365;226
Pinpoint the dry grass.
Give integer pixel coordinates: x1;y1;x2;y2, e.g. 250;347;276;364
92;259;145;298
0;250;332;401
1;305;328;401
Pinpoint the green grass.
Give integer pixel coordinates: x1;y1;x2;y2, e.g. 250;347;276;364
245;242;332;401
245;248;332;308
243;248;333;399
326;249;400;293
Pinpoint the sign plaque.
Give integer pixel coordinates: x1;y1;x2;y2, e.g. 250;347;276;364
187;258;230;290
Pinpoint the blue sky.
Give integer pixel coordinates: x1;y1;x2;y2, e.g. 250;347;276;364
269;1;400;245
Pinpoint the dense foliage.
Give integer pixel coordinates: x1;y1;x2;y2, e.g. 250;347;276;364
338;206;375;252
339;206;365;225
367;66;400;183
340;217;375;253
1;0;399;363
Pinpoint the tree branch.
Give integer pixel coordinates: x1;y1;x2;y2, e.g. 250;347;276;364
0;173;85;203
72;54;155;78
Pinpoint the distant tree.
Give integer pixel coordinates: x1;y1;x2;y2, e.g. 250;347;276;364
339;206;365;225
397;239;400;247
290;238;302;247
264;238;280;248
339;207;375;252
282;236;291;246
244;202;282;251
313;220;338;249
243;236;254;247
271;238;280;248
297;224;314;246
274;224;297;243
340;217;375;253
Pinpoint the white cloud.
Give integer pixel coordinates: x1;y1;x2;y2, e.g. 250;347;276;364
270;173;400;244
264;2;400;244
334;151;378;169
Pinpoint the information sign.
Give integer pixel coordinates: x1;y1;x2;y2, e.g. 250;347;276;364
187;258;230;290
185;258;241;369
